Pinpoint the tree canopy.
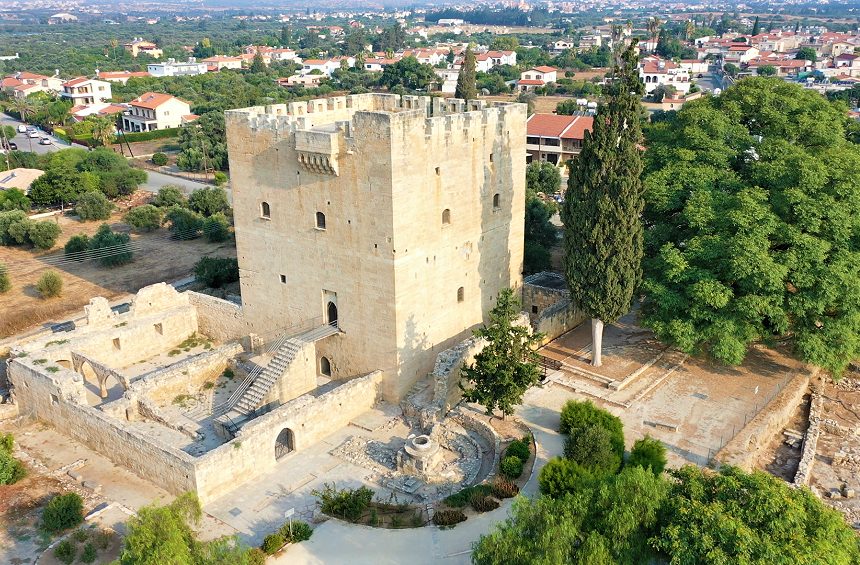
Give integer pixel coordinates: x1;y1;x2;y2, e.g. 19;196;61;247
455;47;477;101
641;77;860;374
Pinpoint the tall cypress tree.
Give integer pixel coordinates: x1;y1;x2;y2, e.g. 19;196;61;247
455;47;477;101
751;16;760;36
561;45;644;367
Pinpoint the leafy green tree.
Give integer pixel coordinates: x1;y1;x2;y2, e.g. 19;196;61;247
0;263;10;293
0;188;31;212
538;457;595;499
563;424;621;475
517;91;536;116
751;16;760;35
654;465;860;564
626;435;667;475
163;206;204;239
151;152;169;166
177;112;228;172
188;186;230;217
380;56;436;91
203;212;230;242
455;47;477;101
724;62;740;77
559;399;625;457
118;492;201;565
641;77;860;374
473;466;667;565
155;185;186;208
64;233;90;258
526;160;561;199
757;64;778;77
562;45;645;367
28;221;62;251
0;433;27;484
250;51;267;73
89;223;133;267
0;210;31;245
74;191;114;221
524;161;560;273
796;47;818;62
459;289;544;418
193;257;239;288
124;205;163;232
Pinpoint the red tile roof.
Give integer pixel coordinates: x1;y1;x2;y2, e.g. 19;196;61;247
130;91;189;109
527;114;594;140
532;66;557;73
518;79;546;86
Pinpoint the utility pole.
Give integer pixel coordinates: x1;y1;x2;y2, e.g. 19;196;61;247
1;128;9;170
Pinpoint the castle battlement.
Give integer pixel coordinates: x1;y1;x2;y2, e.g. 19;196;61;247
224;92;524;138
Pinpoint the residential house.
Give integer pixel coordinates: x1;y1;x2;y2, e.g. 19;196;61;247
124;39;163;58
679;59;709;74
639;58;691;94
201;55;244;70
660;90;703;111
276;75;322;88
525;113;594;168
517;66;558;92
301;57;354;76
0;168;45;194
433;67;460;93
3;72;64;97
60;78;112;105
579;35;603;50
96;71;153;85
122;92;193;132
551;39;576;55
147;58;208;77
474;50;517;73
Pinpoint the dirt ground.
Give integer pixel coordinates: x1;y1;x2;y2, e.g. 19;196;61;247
754;392;811;482
0;199;236;338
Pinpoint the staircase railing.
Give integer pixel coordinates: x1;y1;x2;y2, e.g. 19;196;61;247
212;316;330;417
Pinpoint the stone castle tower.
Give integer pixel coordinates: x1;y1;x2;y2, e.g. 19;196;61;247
225;93;526;402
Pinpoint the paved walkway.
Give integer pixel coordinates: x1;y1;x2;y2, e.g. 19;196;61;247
273;386;567;564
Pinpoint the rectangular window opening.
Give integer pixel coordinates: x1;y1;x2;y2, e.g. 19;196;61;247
154;323;163;335
280;274;287;284
113;338;121;350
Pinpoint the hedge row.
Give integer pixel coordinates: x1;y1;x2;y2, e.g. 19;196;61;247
115;127;182;143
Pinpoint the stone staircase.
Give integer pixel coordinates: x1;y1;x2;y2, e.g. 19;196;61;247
229;323;341;416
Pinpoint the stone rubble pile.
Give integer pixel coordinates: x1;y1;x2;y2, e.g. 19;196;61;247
833;450;860;470
331;437;398;476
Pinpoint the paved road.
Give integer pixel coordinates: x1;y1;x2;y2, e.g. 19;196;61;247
139;170;209;195
1;112;73;155
695;72;724;94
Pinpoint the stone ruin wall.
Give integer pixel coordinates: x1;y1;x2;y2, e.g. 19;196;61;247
186;291;246;344
521;275;587;346
7;360;197;496
195;370;384;504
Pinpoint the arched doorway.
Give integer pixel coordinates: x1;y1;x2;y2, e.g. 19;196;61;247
320;357;331;377
275;428;295;460
327;301;338;328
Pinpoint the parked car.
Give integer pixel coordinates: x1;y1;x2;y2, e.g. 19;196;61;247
17;124;27;133
2;141;16;150
28;131;40;138
39;137;51;145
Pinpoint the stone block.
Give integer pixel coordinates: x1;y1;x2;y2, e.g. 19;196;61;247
68;470;83;481
83;480;102;493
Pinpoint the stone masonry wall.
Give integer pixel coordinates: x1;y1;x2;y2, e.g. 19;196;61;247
533;298;587;346
522;279;568;323
131;343;244;405
194;370;383;504
715;365;817;470
186;291;246;343
261;340;317;409
8;359;197;496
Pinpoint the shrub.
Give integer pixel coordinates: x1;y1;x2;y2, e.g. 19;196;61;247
500;456;524;480
490;480;519;499
193;257;239;288
261;533;284;555
506;440;530;461
94;528;113;549
559;399;625;458
42;492;84;533
444;484;493;507
287;520;313;542
124;204;163;232
188;186;230;217
155;185;186;208
563;424;621;475
152;152;169;166
247;547;266;565
0;449;28;485
471;494;501;512
89;223;133;267
163;205;204;238
0;263;9;293
0;210;30;245
36;270;63;298
80;541;97;563
203;212;230;242
71;528;89;542
64;233;90;259
311;483;374;522
75;191;114;222
626;434;667;476
54;539;76;565
214;172;228;186
28;220;63;251
433;510;467;527
538;457;596;499
0;187;31;212
1;433;13;453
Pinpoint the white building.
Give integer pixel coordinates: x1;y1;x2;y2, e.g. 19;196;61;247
122;92;193;132
639;58;691;94
60;78;112;105
147;58;208;77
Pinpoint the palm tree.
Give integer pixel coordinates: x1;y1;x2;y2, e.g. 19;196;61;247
90;116;116;147
13;98;34;124
685;21;696;41
110;38;119;62
647;17;662;41
611;24;622;43
626;19;633;37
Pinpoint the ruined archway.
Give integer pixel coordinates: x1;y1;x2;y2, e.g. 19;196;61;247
275;428;295;460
